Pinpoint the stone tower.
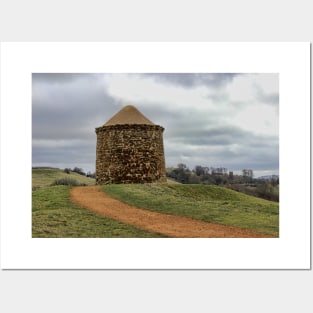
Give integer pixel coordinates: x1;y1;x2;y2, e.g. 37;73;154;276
95;105;166;184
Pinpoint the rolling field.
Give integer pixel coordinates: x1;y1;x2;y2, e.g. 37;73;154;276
32;168;279;237
32;168;167;237
103;184;279;237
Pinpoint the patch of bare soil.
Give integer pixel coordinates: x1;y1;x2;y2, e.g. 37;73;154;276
70;186;273;238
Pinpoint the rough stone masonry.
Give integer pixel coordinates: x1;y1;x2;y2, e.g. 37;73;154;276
95;105;166;184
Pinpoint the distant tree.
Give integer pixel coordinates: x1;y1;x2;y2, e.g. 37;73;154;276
242;169;253;178
177;163;188;170
242;169;253;183
189;173;201;184
165;164;192;183
270;177;279;186
86;171;96;178
73;167;86;176
211;167;227;176
203;167;210;175
176;168;190;183
64;168;71;174
194;165;205;176
256;182;279;201
214;176;223;185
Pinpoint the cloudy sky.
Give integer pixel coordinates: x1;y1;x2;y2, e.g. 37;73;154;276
32;73;279;177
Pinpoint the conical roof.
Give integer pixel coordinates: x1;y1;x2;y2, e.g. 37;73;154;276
104;105;155;126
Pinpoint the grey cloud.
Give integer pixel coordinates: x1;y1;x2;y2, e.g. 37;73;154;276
32;73;102;85
138;73;238;88
32;74;120;142
164;124;278;172
32;141;95;165
130;103;180;128
32;73;118;172
168;125;278;147
165;139;278;172
255;86;279;106
258;92;279;106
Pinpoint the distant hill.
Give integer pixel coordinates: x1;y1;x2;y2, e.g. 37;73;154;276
257;175;279;180
32;167;96;189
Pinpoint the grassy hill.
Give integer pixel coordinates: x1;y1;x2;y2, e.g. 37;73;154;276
32;168;279;237
32;167;96;188
103;183;279;237
32;168;167;238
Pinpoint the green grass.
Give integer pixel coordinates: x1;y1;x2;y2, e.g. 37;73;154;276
103;183;279;237
32;168;279;237
32;167;96;189
32;185;167;238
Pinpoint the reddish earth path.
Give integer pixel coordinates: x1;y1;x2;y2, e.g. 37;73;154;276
70;186;272;238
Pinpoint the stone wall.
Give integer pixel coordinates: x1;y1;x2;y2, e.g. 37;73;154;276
95;124;166;184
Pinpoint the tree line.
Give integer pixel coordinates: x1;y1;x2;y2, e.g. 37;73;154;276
64;167;96;178
166;164;279;202
166;163;255;185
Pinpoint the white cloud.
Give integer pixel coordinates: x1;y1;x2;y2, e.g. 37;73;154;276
226;75;256;103
106;74;216;114
256;73;279;95
106;73;279;138
226;73;278;104
228;103;278;136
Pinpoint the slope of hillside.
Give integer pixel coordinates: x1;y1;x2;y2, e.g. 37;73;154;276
32;168;166;238
103;184;279;237
32;167;96;188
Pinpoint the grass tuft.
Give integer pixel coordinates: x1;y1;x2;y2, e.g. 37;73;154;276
51;178;85;186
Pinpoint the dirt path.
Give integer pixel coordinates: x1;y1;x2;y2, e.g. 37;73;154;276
70;186;272;238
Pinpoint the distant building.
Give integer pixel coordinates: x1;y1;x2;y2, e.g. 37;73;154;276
242;169;253;178
229;171;234;179
211;167;228;175
95;105;166;184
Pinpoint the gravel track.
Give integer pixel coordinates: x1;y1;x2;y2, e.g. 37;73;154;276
71;186;272;238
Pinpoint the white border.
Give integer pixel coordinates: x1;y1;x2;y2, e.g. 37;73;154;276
0;42;310;269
